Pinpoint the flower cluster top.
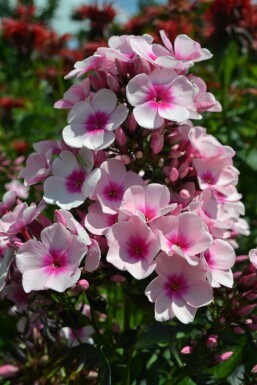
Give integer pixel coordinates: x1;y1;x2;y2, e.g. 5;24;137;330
0;31;249;324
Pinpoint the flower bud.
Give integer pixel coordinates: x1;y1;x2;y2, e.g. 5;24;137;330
215;351;233;363
206;335;218;349
0;364;19;378
180;346;193;354
115;127;126;146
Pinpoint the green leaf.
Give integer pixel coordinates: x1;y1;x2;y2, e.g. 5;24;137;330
60;309;90;329
98;346;112;385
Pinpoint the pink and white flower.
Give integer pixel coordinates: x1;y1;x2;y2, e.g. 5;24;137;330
202;239;236;288
126;68;195;129
145;252;213;323
43;150;100;210
91;158;144;214
54;78;91;109
151;212;213;265
16;223;87;293
106;216;159;279
119;183;176;222
63;89;128;150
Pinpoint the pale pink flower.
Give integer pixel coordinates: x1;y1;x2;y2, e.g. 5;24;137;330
106;216;159;279
54;78;90;109
63;89;128;150
189;126;234;160
150;212;213;265
5;180;29;199
118;183;176;222
91;158;144;215
108;34;153;59
202;239;236;288
19;148;52;186
85;201;118;235
145;252;213;323
189;76;222;113
159;31;212;69
16;223;87;293
43;150;100;210
0;201;45;236
126;68;195;129
0;191;16;216
194;158;239;191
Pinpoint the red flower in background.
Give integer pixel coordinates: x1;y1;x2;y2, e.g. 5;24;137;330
73;3;116;26
0;97;25;111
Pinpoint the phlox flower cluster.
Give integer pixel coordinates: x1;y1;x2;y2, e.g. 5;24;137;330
0;31;249;325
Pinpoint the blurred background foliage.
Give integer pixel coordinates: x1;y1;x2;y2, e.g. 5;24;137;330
0;1;257;384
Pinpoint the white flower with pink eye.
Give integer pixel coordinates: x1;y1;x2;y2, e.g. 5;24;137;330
158;31;212;69
63;89;128;150
145;252;213;323
43;149;100;210
202;239;236;288
126;68;195;129
106;215;159;279
91;158;145;215
150;212;213;266
118;183;176;222
194;158;239;191
54;78;91;110
16;223;88;293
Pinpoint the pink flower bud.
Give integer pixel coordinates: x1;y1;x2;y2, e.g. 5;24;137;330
54;210;67;227
115;127;126;146
206;335;218;349
180;346;193;354
251;364;257;373
110;274;126;283
127;113;137;132
219;317;226;325
107;73;120;93
169;167;179;182
215;351;233;363
236;255;249;263
238;273;256;287
150;133;164;154
0;364;19;378
77;279;90;291
233;326;245;334
112;323;120;333
179;189;190;199
238;304;257;317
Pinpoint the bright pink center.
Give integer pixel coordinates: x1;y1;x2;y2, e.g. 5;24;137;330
126;235;149;260
103;181;124;202
201;172;216;185
168;232;190;251
65;169;86;193
138;205;156;222
165;274;188;296
43;249;68;275
85;111;109;132
146;84;172;104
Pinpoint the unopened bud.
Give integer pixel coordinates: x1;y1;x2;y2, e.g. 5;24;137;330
0;364;19;378
206;335;218;349
115;127;126;146
127;113;137;132
215;351;233;363
180;346;193;354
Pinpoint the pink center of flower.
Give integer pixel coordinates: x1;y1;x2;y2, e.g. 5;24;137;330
85;111;109;132
201;172;216;185
126;235;149;260
165;274;188;296
103;182;124;202
65;169;86;193
168;232;190;251
138;205;156;222
43;249;68;274
146;84;172;104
